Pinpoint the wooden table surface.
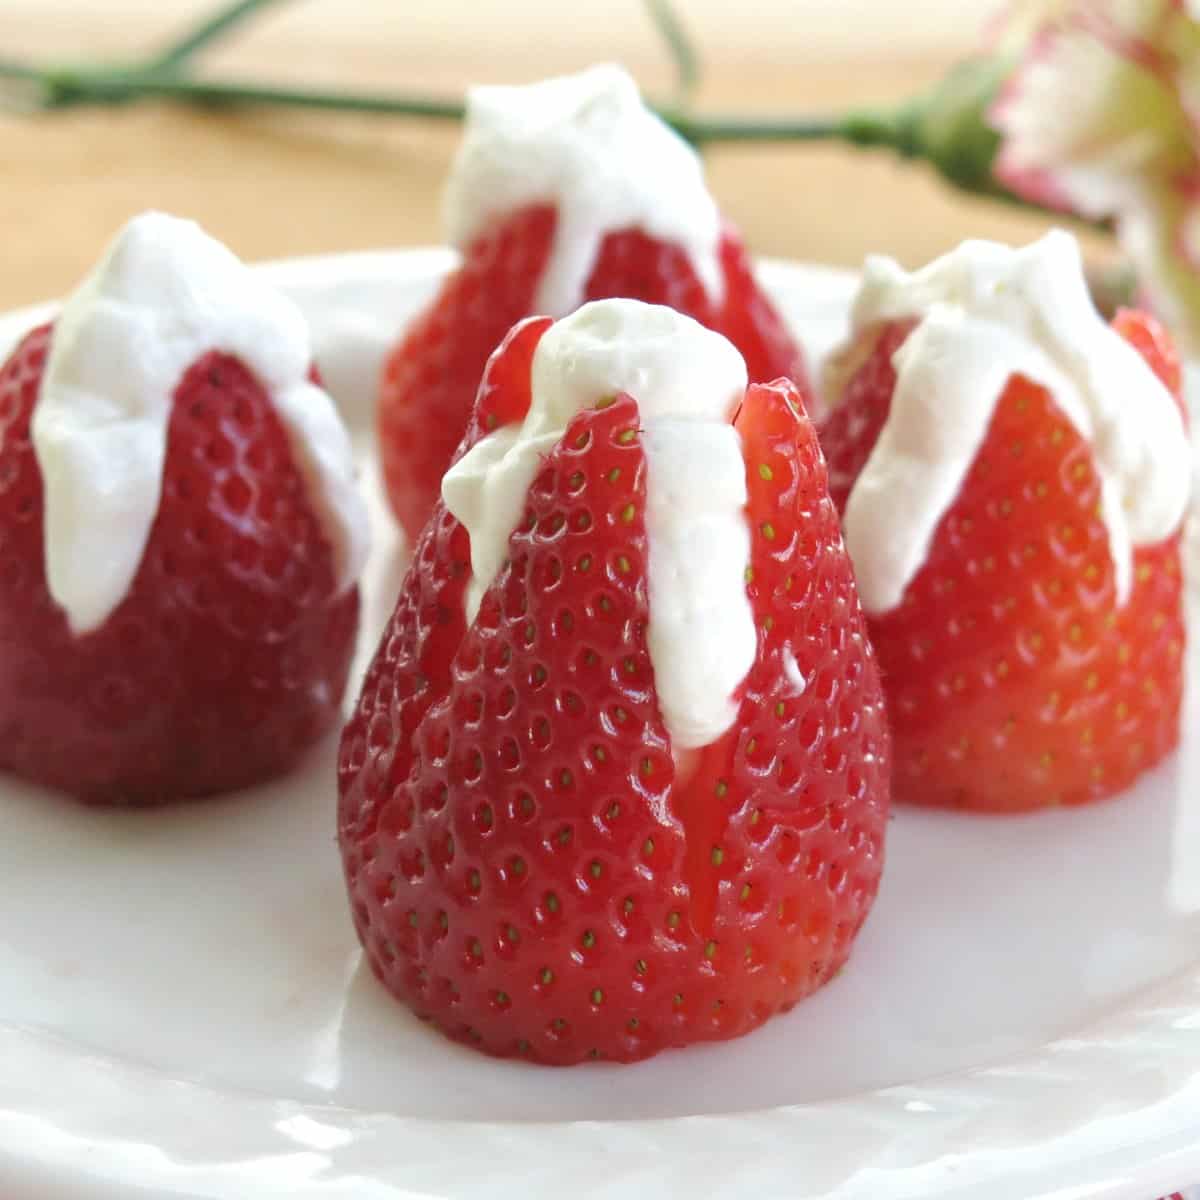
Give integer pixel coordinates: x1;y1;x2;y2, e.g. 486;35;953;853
0;0;1097;311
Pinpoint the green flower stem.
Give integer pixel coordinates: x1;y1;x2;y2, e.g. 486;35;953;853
34;69;469;118
674;102;1071;220
0;52;1065;222
644;0;700;107
0;61;863;142
0;59;464;117
0;60;857;141
150;0;293;70
670;111;883;146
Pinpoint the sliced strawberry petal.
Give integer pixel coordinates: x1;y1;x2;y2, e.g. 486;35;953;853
338;503;470;904
352;394;697;1062
820;320;913;513
459;315;554;457
673;380;890;961
1112;307;1186;419
583;228;713;319
379;206;556;540
716;229;812;395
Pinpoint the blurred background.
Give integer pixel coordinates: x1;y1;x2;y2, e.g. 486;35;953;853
0;0;1082;308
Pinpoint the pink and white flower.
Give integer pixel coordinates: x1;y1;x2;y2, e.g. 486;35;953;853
992;0;1200;351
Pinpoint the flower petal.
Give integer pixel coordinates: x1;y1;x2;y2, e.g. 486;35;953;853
993;15;1189;217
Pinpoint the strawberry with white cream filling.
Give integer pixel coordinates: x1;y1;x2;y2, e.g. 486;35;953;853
0;212;368;803
37;212;368;634
378;64;809;544
341;299;889;1064
819;231;1190;811
443;300;755;751
830;231;1189;615
445;65;724;318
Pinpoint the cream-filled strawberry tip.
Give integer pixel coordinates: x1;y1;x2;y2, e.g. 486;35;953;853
0;211;369;804
820;230;1191;812
442;300;756;752
339;299;890;1065
378;63;810;544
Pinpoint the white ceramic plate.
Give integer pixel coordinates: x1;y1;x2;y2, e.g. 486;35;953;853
0;250;1197;1200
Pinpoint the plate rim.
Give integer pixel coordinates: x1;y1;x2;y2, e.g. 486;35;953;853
0;245;1197;1200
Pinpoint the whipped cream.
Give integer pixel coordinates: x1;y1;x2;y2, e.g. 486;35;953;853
835;230;1191;614
442;299;754;751
35;212;370;635
443;64;723;318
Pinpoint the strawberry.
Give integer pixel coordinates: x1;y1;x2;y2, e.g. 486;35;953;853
339;307;888;1065
0;319;360;804
378;66;810;545
380;213;806;545
378;206;555;545
819;307;1187;812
